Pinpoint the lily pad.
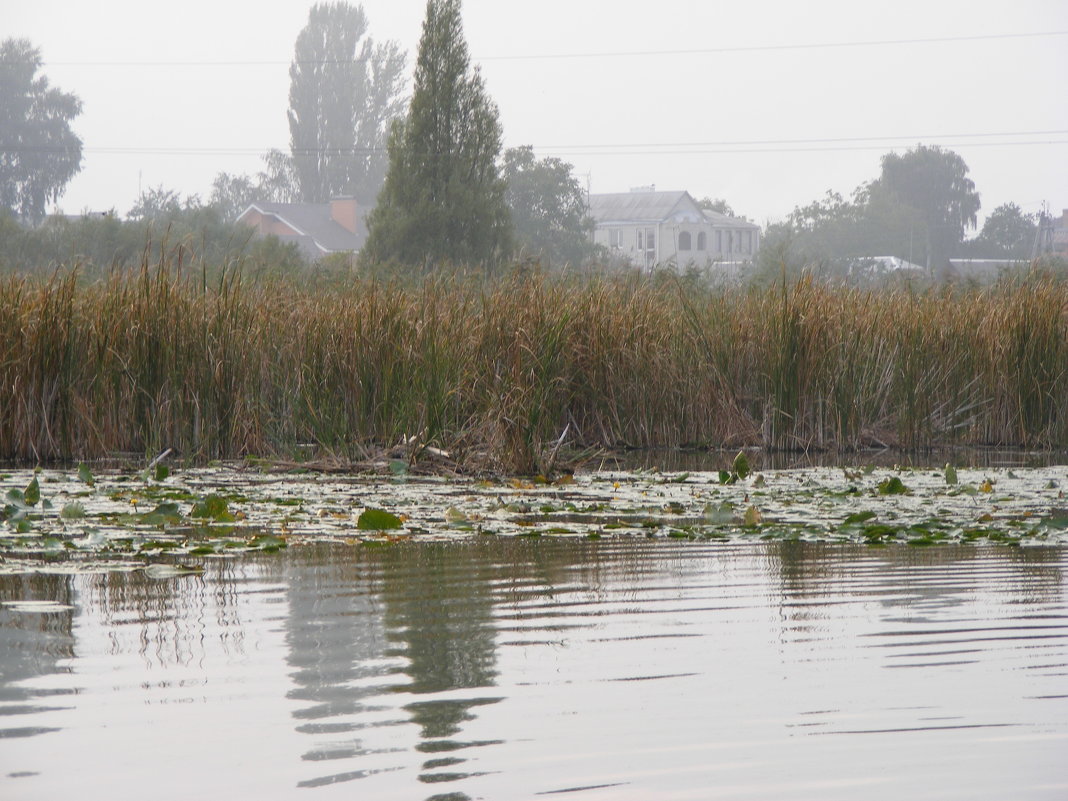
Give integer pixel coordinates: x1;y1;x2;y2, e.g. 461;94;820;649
357;508;403;531
24;477;41;506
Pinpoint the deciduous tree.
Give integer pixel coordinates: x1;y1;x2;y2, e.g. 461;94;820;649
0;39;83;223
503;146;592;267
872;145;980;272
966;202;1037;259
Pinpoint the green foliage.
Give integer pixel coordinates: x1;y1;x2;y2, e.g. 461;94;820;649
139;502;183;526
0;200;308;279
363;0;512;269
878;476;909;495
768;145;982;279
502;146;594;268
964;203;1037;259
0;39;83;223
357;507;403;530
732;450;751;480
191;494;233;521
23;475;40;505
288;2;406;204
208;150;301;221
873;145;980;272
77;463;96;486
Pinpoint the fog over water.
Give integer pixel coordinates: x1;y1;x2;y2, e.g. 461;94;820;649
6;0;1067;225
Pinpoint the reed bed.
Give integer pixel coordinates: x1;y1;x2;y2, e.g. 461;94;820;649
2;263;1066;473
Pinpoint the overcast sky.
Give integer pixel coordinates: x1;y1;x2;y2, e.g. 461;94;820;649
7;0;1067;227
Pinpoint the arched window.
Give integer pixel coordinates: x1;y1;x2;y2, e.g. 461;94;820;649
697;232;707;251
679;231;692;251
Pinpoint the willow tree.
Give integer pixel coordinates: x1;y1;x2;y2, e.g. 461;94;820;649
0;39;83;223
871;145;981;272
362;0;512;268
287;2;406;204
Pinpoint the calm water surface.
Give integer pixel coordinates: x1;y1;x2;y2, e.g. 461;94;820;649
2;540;1066;800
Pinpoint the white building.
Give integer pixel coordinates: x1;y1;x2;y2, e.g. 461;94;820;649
589;189;760;270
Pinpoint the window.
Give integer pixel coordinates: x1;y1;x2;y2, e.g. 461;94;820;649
746;231;752;253
716;230;722;252
679;231;692;251
609;229;622;248
645;228;655;251
697;232;706;251
636;229;643;250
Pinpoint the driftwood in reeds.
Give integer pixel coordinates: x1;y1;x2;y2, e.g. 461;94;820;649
1;263;1065;473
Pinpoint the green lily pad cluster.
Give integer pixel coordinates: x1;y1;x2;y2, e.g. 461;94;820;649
2;460;1067;574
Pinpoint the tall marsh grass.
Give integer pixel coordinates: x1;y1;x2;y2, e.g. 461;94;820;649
2;263;1066;472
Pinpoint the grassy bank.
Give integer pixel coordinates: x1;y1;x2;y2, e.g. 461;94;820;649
2;263;1066;473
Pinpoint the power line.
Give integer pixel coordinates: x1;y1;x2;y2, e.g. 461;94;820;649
24;30;1068;67
3;130;1066;157
479;30;1068;61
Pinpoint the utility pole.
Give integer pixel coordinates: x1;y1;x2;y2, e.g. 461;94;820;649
1031;202;1054;260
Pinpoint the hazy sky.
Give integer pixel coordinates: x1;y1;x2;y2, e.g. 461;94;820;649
6;0;1067;227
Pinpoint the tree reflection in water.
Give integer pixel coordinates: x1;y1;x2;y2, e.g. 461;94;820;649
380;543;502;790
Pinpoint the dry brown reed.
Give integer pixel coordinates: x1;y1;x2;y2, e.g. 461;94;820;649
2;263;1065;473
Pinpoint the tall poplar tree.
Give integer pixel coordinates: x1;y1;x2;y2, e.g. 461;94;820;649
287;2;406;204
363;0;512;268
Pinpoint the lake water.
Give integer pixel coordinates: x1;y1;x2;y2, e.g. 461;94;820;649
2;539;1066;800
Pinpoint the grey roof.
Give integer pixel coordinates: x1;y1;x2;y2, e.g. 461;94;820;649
237;202;367;255
701;208;761;230
588;191;695;224
589;191;760;228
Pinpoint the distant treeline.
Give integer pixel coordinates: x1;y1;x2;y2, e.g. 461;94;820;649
2;262;1066;473
0;207;309;279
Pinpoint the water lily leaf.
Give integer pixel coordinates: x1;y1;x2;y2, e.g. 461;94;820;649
23;477;40;506
702;502;735;524
733;451;751;480
389;459;409;476
60;502;86;520
191;494;233;521
444;506;469;524
944;464;958;485
357;508;403;530
77;463;96;487
154;464;170;482
743;505;763;526
878;477;909;495
139;502;183;526
843;510;878;525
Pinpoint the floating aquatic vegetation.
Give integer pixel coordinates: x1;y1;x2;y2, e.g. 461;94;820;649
0;463;1066;574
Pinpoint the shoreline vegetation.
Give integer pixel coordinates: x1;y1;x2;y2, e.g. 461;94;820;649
2;260;1066;475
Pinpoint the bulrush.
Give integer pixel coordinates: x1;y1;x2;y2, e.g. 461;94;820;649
1;262;1065;473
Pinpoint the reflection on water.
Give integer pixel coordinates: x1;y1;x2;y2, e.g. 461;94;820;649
1;540;1066;800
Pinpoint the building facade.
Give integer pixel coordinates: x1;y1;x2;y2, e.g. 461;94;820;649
589;189;760;270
